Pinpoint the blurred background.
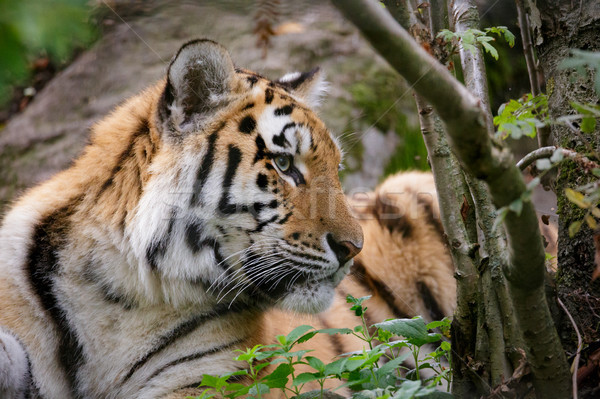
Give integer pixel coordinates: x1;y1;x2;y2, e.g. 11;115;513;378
0;0;541;214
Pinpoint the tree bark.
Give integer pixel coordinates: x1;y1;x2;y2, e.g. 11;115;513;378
532;1;600;397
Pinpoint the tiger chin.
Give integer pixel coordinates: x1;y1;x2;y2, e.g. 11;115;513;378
0;39;363;398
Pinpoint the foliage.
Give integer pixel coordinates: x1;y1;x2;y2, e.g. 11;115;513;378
493;93;548;140
0;0;95;104
188;295;453;399
559;49;600;96
437;26;515;61
564;171;600;236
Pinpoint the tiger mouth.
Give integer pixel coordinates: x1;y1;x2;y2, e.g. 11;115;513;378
241;251;348;299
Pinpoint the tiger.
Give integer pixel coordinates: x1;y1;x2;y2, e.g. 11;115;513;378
0;39;455;399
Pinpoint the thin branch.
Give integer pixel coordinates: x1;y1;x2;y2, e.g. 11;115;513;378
515;0;552;147
452;0;494;135
557;297;582;399
517;146;600;170
517;146;557;170
515;0;541;96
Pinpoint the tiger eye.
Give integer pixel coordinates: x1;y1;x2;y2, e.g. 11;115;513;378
274;154;292;172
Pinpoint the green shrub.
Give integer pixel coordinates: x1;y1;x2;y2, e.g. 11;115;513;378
189;295;453;399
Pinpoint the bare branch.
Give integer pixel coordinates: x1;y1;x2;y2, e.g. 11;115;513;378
452;0;494;134
558;297;582;399
517;146;600;170
517;146;557;170
515;0;552;147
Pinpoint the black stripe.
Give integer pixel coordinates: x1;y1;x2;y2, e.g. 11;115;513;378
319;318;345;355
146;213;176;270
145;338;244;383
274;104;294;116
286;250;328;264
417;282;445;321
254;135;269;164
273;123;295;148
82;262;136;310
252;214;279;233
288;167;306;186
190;123;223;206
26;199;85;398
184;221;204;254
121;303;247;385
246;76;258;87
256;173;268;190
218;145;242;215
239;115;256;134
416;195;445;237
351;260;411;319
242;102;255;110
277;211;293;224
265;88;274;104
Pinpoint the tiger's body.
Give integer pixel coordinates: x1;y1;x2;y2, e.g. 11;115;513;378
0;40;455;399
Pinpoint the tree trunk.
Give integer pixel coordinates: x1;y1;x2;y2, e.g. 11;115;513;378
532;1;600;397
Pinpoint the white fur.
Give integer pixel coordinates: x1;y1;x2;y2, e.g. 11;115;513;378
0;328;29;399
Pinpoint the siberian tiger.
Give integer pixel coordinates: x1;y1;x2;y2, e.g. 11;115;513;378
0;40;455;399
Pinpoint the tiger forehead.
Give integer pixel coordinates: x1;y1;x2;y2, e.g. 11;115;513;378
233;70;340;162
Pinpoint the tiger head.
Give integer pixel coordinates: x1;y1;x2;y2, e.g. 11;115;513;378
131;40;362;313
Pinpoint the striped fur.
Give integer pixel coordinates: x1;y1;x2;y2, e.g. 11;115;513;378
0;40;363;398
0;39;455;398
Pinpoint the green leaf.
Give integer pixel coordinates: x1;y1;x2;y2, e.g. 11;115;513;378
306;356;325;372
480;40;499;60
263;363;292;389
345;356;369;372
508;198;523;216
393;380;422;399
317;327;354;335
375;352;410;377
292;372;322;386
569;220;583;237
323;358;348;377
248;383;270;396
199;374;220;388
285;325;315;344
374;317;441;346
503;30;516;47
581;116;597;133
280;349;312;359
493;207;508;231
296;331;318;344
440;341;451;351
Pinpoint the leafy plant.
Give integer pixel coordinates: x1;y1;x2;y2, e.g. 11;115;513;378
189;295;453;399
493;93;548;140
437;26;515;61
564;170;600;237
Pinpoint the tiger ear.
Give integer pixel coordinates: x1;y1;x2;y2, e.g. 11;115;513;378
159;39;236;133
276;67;328;108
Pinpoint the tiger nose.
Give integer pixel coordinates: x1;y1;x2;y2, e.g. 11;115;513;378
326;233;363;264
